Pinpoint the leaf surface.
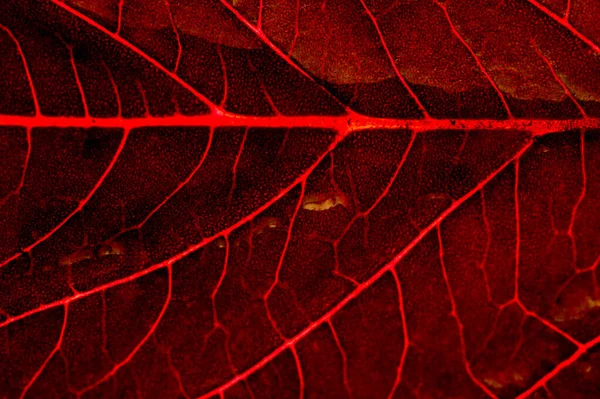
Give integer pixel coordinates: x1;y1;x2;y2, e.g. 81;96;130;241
1;0;600;398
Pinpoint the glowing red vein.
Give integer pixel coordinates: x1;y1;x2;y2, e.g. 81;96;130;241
516;333;600;399
0;129;131;268
0;25;40;115
51;0;219;113
524;0;600;53
434;0;513;119
216;0;352;114
357;0;430;118
0;132;345;331
1;114;600;133
194;139;535;399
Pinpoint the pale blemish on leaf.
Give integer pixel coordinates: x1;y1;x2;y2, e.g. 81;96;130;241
483;379;503;389
552;296;600;322
59;241;125;266
253;217;281;235
483;370;528;391
96;241;125;257
59;247;94;267
302;192;348;212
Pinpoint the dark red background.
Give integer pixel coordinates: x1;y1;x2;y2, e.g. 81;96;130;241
1;0;599;398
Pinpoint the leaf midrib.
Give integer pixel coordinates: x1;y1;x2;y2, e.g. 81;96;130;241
2;114;600;133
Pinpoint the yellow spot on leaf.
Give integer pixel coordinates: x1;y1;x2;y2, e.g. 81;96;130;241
552;296;600;322
59;248;94;267
302;193;348;212
253;217;280;235
97;241;125;257
483;369;530;390
484;379;503;389
215;237;226;249
59;241;125;266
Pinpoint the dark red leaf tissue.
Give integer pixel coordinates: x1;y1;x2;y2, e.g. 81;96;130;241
1;0;599;398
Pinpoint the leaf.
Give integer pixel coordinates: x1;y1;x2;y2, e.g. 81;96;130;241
0;0;599;398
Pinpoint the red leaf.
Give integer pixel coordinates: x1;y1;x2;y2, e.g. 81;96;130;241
1;0;599;398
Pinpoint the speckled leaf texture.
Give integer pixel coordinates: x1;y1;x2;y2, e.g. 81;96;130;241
0;0;599;398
